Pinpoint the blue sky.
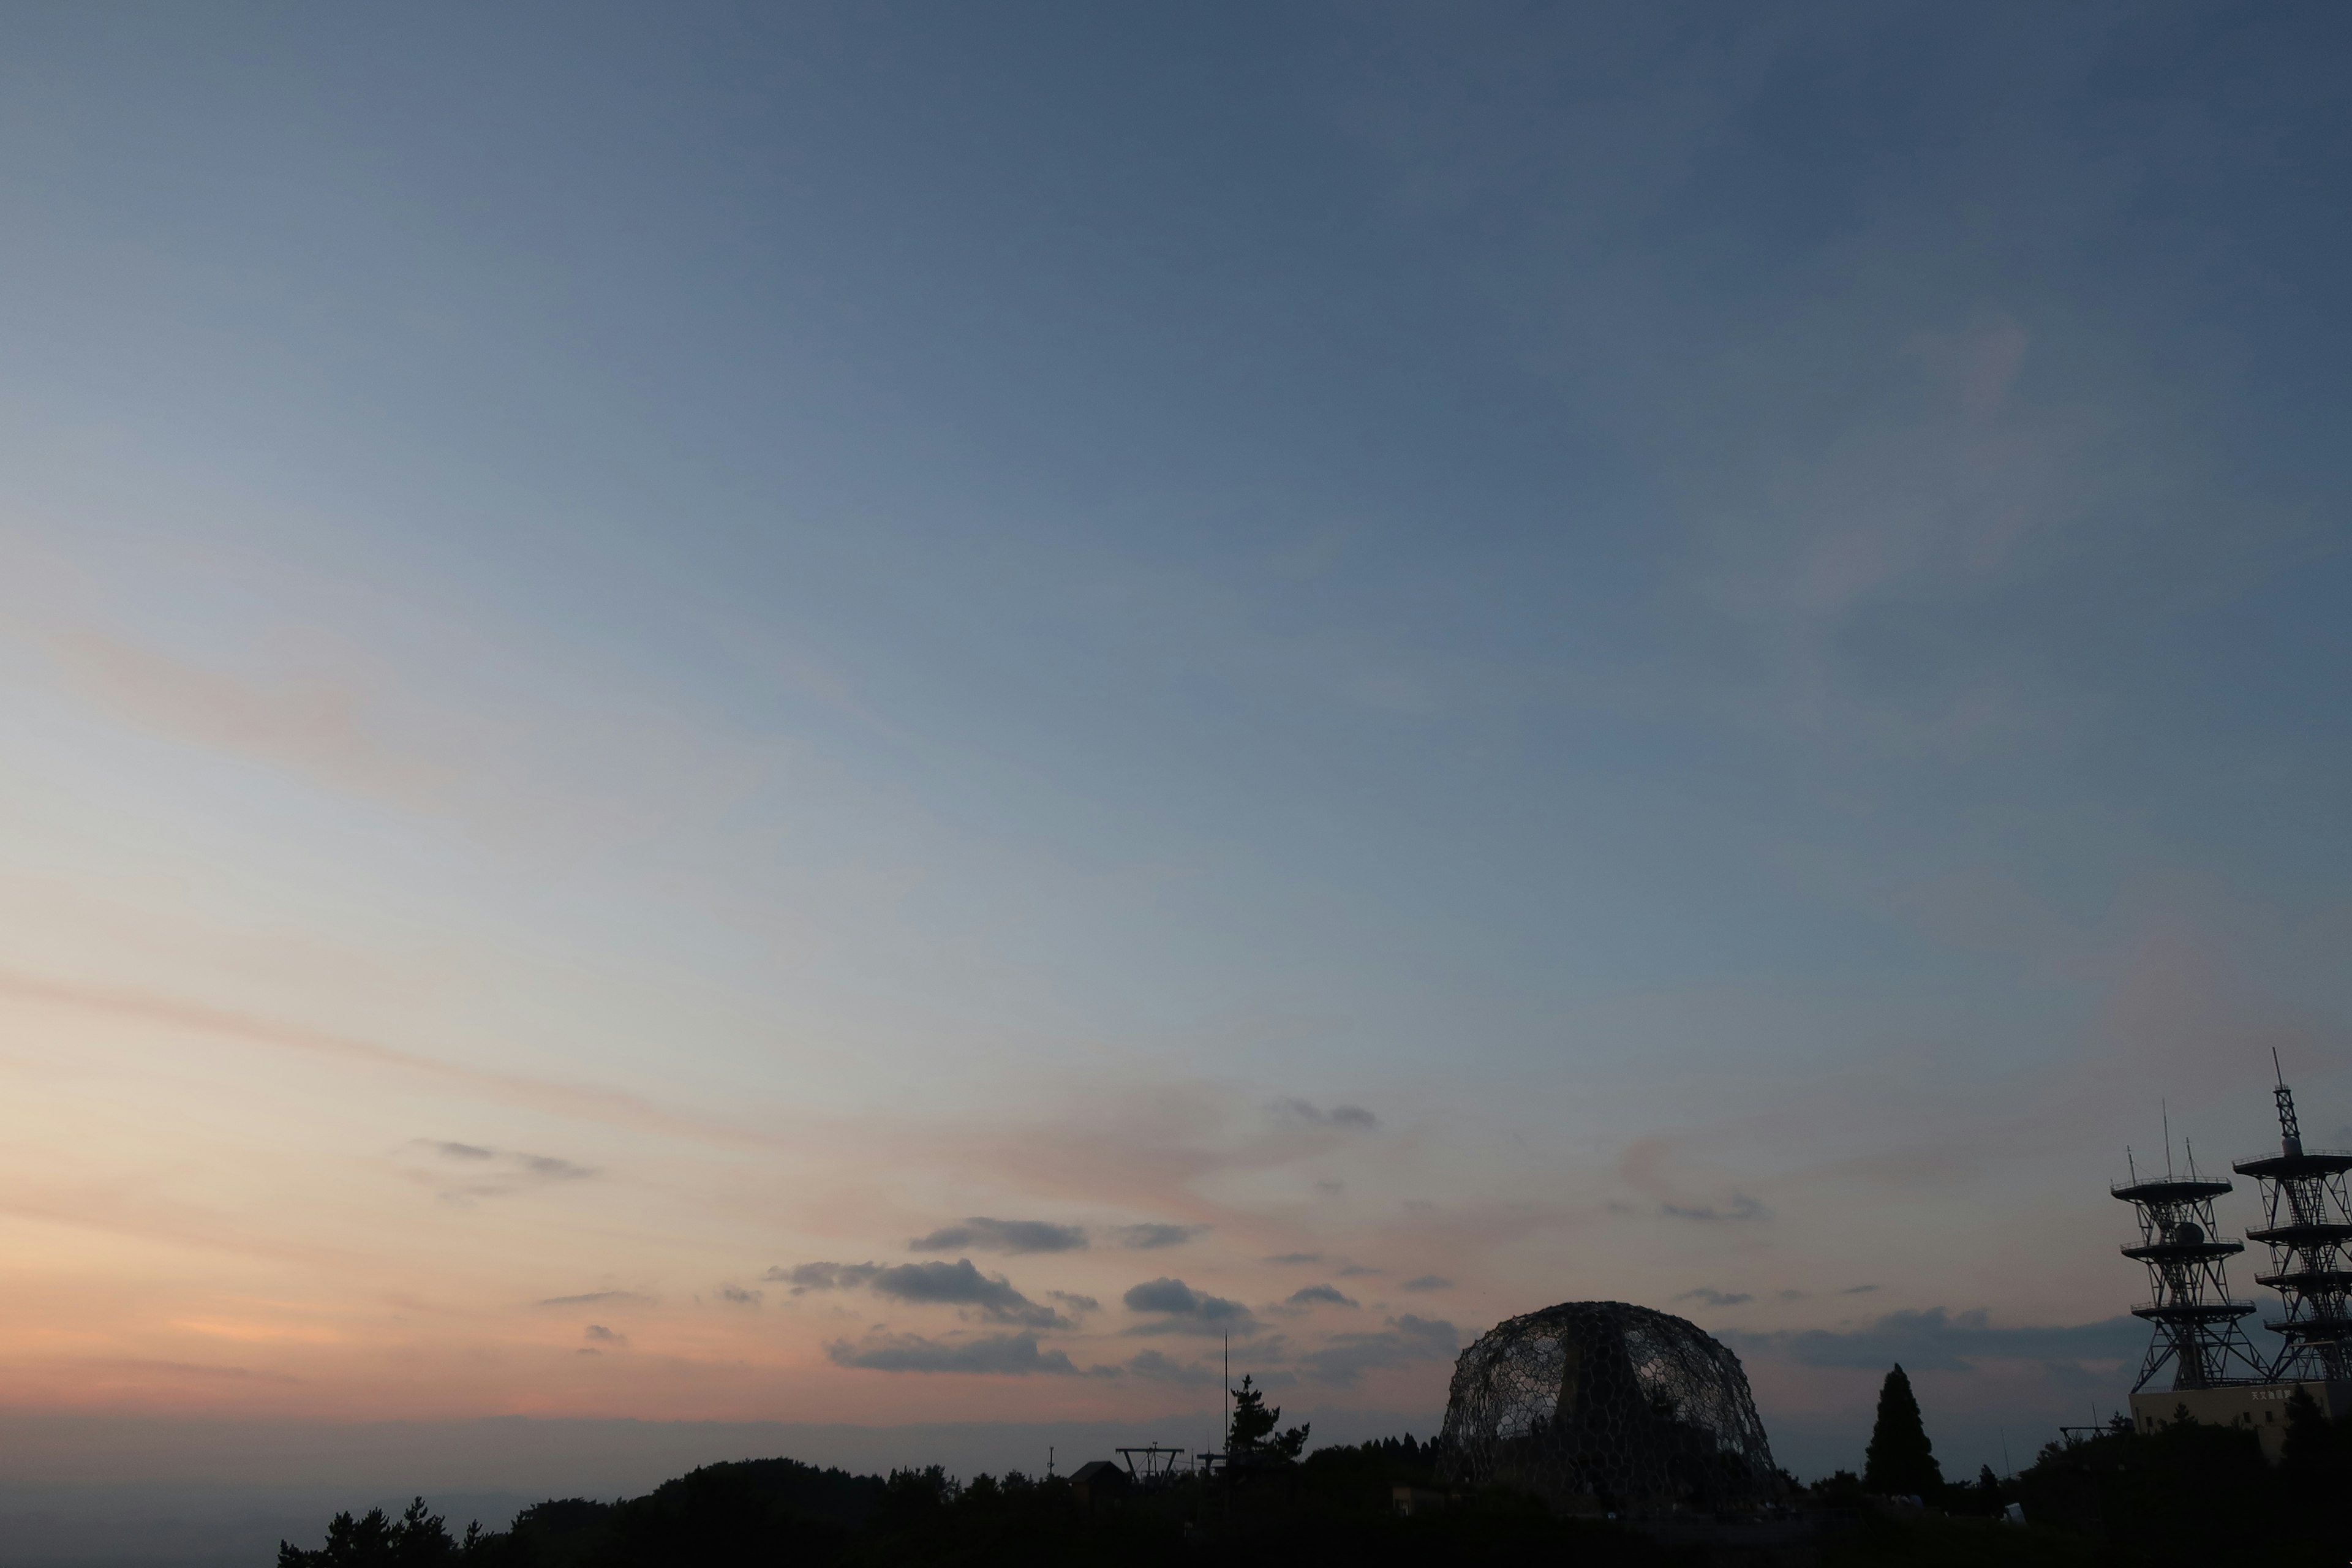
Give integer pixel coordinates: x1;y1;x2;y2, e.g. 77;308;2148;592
1;1;2348;1499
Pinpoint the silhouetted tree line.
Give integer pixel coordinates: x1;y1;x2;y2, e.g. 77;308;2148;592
1787;1368;2352;1566
2000;1389;2350;1567
278;1367;2352;1567
277;1434;1686;1567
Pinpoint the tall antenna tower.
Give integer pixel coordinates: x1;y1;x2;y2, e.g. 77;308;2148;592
2231;1062;2352;1382
2114;1133;2267;1392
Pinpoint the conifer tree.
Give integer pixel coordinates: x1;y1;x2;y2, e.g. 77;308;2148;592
1227;1374;1311;1460
1861;1364;1942;1497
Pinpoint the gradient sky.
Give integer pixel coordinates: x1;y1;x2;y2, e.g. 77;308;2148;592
3;1;2351;1495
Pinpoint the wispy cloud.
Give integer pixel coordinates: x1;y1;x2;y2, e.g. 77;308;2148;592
771;1259;1073;1328
827;1333;1087;1376
1109;1223;1207;1250
1122;1349;1216;1385
75;1359;305;1386
1675;1287;1753;1307
44;628;446;809
1726;1308;2143;1373
0;968;785;1153
537;1290;656;1308
908;1217;1088;1254
402;1140;598;1204
1660;1194;1767;1223
1272;1099;1378;1129
1284;1284;1357;1309
1400;1275;1452;1292
1298;1316;1457;1386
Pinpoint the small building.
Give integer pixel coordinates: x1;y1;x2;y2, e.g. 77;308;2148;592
1068;1460;1130;1509
1391;1484;1448;1517
2127;1380;2352;1461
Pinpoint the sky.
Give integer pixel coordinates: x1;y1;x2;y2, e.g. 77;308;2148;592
2;0;2351;1523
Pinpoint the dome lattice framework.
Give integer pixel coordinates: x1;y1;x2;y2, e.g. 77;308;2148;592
1439;1300;1782;1512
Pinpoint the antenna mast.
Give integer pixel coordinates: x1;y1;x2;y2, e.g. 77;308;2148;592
2232;1068;2352;1382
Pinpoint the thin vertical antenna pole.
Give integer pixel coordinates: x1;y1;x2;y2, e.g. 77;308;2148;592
2163;1101;2172;1177
2274;1046;2285;1086
2127;1146;2137;1183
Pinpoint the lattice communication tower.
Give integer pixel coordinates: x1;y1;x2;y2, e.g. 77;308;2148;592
2113;1137;2267;1392
1439;1300;1781;1513
2232;1067;2352;1382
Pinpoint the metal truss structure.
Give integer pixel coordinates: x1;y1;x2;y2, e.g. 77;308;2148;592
2233;1071;2352;1383
1438;1300;1781;1513
2113;1140;2268;1392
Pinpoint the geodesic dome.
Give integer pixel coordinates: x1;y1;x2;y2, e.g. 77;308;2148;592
1439;1300;1782;1513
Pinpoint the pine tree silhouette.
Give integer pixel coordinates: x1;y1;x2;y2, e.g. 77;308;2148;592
1227;1374;1310;1460
1861;1364;1942;1497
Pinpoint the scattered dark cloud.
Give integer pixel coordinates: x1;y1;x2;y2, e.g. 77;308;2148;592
715;1285;762;1306
1299;1316;1457;1386
1122;1277;1258;1335
583;1324;626;1347
405;1140;598;1204
1110;1223;1208;1250
1124;1349;1217;1385
1047;1291;1099;1314
1401;1275;1452;1292
766;1262;879;1291
537;1290;656;1308
1285;1284;1358;1309
1265;1253;1322;1265
827;1332;1080;1376
1274;1099;1378;1129
1661;1194;1767;1223
1675;1287;1754;1307
772;1259;1071;1327
1726;1308;2144;1373
908;1217;1088;1254
515;1154;597;1180
869;1261;1060;1324
900;1218;1202;1254
1336;1264;1382;1278
1840;1284;1880;1295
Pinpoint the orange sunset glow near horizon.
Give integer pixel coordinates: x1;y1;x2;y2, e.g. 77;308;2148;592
4;7;2351;1549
